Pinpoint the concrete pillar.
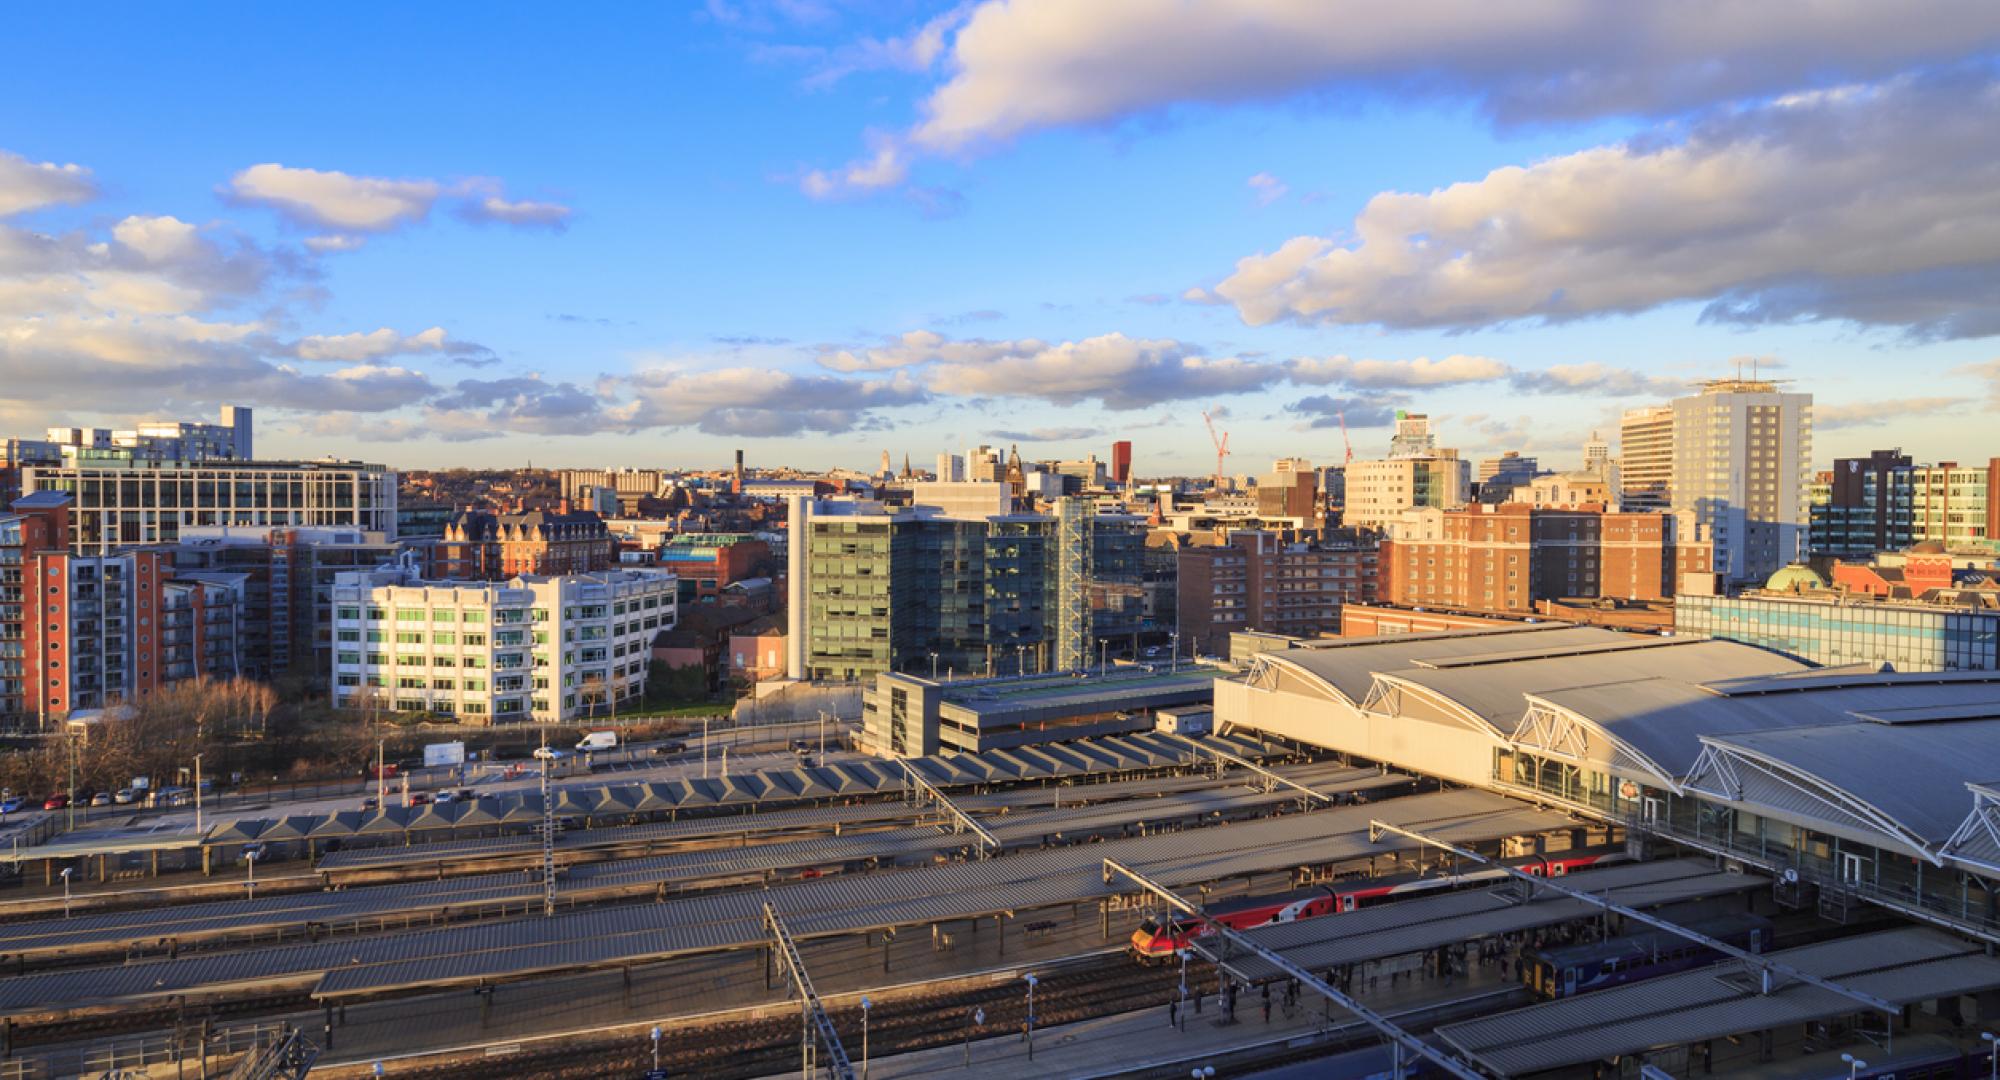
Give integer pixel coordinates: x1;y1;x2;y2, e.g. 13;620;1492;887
786;495;809;680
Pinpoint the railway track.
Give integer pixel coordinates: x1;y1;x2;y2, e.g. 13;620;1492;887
385;955;1190;1079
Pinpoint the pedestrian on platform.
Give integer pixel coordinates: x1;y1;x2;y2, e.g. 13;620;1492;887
1262;996;1272;1024
1169;997;1179;1029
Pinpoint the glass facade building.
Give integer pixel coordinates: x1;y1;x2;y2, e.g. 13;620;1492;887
1676;593;2000;671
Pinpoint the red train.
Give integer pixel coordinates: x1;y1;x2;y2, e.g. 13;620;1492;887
1128;849;1628;959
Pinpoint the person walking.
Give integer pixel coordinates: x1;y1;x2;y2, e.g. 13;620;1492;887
1168;996;1179;1029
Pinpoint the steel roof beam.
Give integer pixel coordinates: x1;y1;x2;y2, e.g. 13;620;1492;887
1366;819;1898;1017
762;901;857;1080
898;759;999;857
1102;857;1490;1080
1191;742;1335;806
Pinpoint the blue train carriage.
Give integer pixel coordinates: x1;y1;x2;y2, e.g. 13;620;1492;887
1520;912;1775;999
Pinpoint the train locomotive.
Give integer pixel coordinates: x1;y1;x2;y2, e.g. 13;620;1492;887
1128;848;1627;960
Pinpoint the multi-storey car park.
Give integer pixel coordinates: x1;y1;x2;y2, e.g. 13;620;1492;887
0;625;1997;1078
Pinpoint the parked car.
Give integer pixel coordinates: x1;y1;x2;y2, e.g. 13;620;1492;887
455;788;476;802
0;796;25;814
41;795;67;811
112;789;137;805
531;747;570;762
89;792;113;808
407;792;432;807
431;791;456;806
360;796;379;812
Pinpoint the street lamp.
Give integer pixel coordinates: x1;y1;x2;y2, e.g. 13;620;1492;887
650;1024;662;1073
859;996;871;1080
1842;1053;1867;1080
59;866;72;919
1099;639;1108;677
1170;632;1180;673
929;652;939;680
965;1006;984;1067
701;717;710;779
245;847;259;900
1023;974;1038;1061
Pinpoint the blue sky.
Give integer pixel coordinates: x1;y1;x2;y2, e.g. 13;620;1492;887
4;2;1999;475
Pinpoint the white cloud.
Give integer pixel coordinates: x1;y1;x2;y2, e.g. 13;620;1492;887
292;326;493;365
459;195;571;229
1508;362;1685;397
623;367;930;435
801;132;910;199
304;234;366;253
924;332;1277;409
1213;72;2000;338
1247;172;1288;206
0;150;96;217
227;163;442;232
1815;397;1961;428
908;0;2000;151
1288;354;1508;388
798;5;969;89
818;329;1027;372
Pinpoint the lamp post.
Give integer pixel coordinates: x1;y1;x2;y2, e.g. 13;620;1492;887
1023;974;1038;1061
1016;645;1026;677
193;752;204;834
650;1024;662;1073
1981;1033;1996;1080
1177;948;1190;1029
60;866;72;919
701;717;710;779
966;1006;984;1067
1170;632;1180;673
859;996;871;1080
1843;1053;1867;1080
1099;639;1108;677
929;652;939;680
245;848;259;900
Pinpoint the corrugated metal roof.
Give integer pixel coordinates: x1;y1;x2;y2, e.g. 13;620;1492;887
0;787;1565;1014
1434;928;2000;1076
1275;627;1621;704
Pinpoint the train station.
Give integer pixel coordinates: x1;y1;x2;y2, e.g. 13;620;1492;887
0;629;1993;1079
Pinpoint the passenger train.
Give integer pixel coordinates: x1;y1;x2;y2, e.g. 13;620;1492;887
1128;848;1628;959
1519;911;1775;999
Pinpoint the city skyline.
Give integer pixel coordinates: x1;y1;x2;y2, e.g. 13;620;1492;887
5;4;2000;473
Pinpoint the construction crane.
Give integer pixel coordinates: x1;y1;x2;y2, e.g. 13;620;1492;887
1337;410;1354;465
1202;408;1231;491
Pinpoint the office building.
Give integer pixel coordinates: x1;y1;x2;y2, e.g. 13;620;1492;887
934;452;963;484
1669;378;1812;584
1582;431;1611;477
1381;504;1711;615
1387;411;1438;459
330;567;678;724
1111;440;1133;485
429;506;616;581
1175;531;1378;654
1809;450;1915;558
860;664;1215;757
1344;453;1469;530
1676;589;2000;672
655;533;771;604
0;493;74;721
1476;452;1537;501
1257;459;1320;520
23;455;397;556
1618;404;1674;512
1910;460;2000;550
797;499;1146;682
558;468;666;506
169;525;401;680
45;405;253;464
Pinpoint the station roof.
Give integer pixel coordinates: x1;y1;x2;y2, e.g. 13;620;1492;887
0;788;1568;1016
1435;927;2000;1076
1210;858;1764;984
1269;625;1608;704
1374;639;1800;737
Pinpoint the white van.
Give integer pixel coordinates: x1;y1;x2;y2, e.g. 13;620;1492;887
575;731;619;753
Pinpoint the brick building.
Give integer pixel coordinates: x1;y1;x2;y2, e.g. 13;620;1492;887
430;506;616;581
1175;531;1378;655
1380;504;1711;616
655;533;771;604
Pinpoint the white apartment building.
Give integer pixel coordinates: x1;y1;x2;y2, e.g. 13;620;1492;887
330;568;677;724
1670;379;1812;583
1343;454;1470;531
1619;405;1674;512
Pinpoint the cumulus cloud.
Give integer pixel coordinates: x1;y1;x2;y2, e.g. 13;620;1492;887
801;132;910;199
304;234;366;253
1247;172;1288;206
806;1;2000;198
921;1;2000;145
228;163;575;234
819;329;1025;372
622;367;931;435
1814;397;1961;429
292;326;498;366
924;333;1280;409
227;163;442;232
796;5;968;89
1213;72;2000;338
1288;354;1508;389
457;193;572;230
1507;363;1686;397
1287;394;1405;430
0;150;96;217
987;426;1102;442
